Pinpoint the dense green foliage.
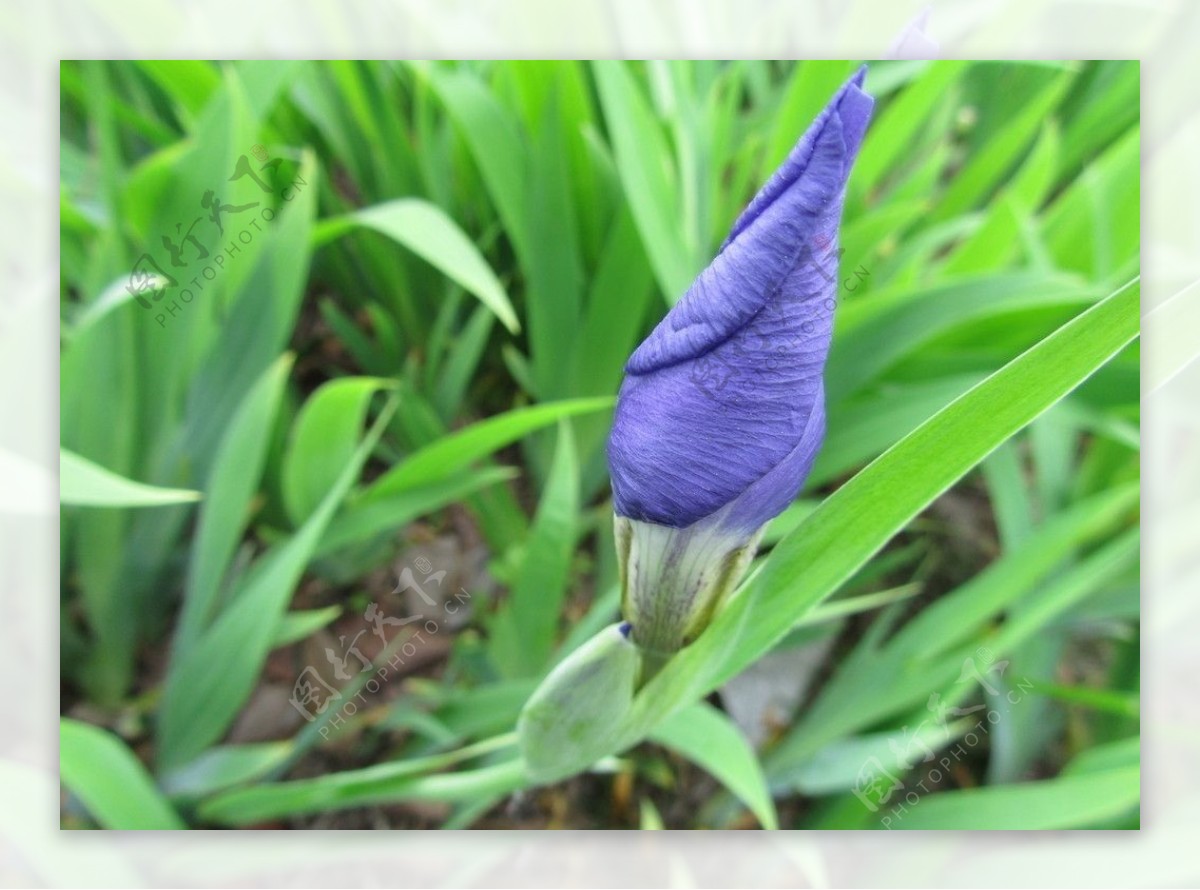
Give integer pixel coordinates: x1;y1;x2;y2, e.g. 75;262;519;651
60;60;1139;829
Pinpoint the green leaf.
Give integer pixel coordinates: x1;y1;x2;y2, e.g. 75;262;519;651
523;87;586;398
878;766;1138;829
650;703;778;830
157;400;397;771
931;69;1075;223
572;208;657;397
60;719;185;830
137;60;220;119
593;61;697;301
765;61;861;177
1057;61;1139;180
1061;737;1139;776
938;199;1023;277
812;375;983;487
64;276;147;341
282;376;389;524
781;720;968;797
764;510;1137;789
361;397;612;501
317;466;518;556
161;742;294;800
198;735;522;825
1008;120;1061;210
177;354;293;655
489;422;580;676
433;305;496;419
982;440;1036;550
417;64;531;262
60;449;200;507
1025;680;1139;718
519;623;640;783
314;198;520;334
827;271;1097;404
271;606;343;648
851;61;966;194
430;679;538;742
174;149;319;479
1043;126;1140;280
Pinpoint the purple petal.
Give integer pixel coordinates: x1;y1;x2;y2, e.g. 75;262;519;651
608;67;873;532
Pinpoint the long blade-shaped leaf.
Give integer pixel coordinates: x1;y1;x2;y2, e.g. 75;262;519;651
177;354;293;655
60;720;185;830
314;199;520;334
60;450;200;507
650;703;778;830
158;400;397;770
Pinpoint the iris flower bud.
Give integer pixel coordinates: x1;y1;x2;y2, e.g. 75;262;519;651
607;67;874;659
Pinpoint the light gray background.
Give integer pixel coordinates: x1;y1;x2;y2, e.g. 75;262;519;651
7;0;1195;885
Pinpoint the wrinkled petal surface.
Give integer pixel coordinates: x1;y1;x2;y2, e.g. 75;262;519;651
608;67;873;532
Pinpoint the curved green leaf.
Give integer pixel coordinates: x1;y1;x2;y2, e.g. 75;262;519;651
198;736;522;825
158;400;398;771
519;623;640;783
60;720;185;830
489;422;580;676
178;354;293;654
362;397;612;500
282;376;389;524
650;703;778;830
60;449;200;507
315;198;520;334
878;765;1138;830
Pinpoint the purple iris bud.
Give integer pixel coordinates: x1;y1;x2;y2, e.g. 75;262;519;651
607;67;874;657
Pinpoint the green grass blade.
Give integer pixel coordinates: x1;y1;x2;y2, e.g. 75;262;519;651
314;199;520;335
489;422;580;677
177;354;293;655
270;606;343;649
361;397;612;500
650;702;778;830
317;467;517;557
157;400;397;771
852;60;967;195
1026;681;1139;718
136;60;220;120
174;149;318;480
161;742;294;800
418;64;531;262
60;449;201;507
281;377;390;525
593;61;696;302
930;69;1075;223
772;524;1135;780
878;765;1138;829
60;720;186;830
779;719;968;797
198;738;522;825
827;271;1097;404
523;87;586;398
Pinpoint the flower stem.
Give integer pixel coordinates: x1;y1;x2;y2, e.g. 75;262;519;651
636;647;673;690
